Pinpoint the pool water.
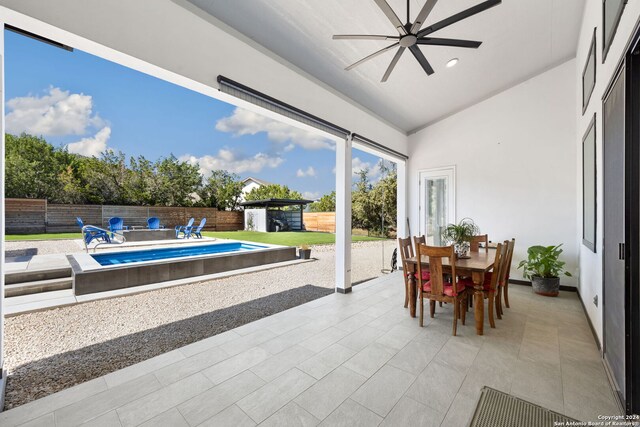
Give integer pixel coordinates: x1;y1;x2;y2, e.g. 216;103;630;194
91;242;268;266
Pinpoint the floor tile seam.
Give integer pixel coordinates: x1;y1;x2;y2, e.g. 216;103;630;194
241;367;315;425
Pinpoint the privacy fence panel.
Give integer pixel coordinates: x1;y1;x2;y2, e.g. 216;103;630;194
6;198;47;234
303;212;336;233
5;199;243;234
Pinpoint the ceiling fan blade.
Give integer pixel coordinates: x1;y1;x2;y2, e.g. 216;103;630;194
381;47;406;82
409;45;434;75
417;37;482;48
410;0;439;34
417;0;501;38
373;0;408;35
333;34;400;40
345;42;400;71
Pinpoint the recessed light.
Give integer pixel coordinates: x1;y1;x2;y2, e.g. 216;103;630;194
446;58;459;68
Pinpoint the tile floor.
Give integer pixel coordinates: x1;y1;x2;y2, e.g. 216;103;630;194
0;272;622;426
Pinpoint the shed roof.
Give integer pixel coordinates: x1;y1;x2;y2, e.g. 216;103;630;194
240;198;314;208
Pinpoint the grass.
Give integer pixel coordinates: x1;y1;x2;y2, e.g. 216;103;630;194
5;230;386;246
6;233;82;241
203;231;386;246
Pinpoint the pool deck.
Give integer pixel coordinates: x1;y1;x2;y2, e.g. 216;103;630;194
3;238;307;316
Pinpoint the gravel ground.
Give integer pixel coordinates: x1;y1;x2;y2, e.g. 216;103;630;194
6;239;83;257
2;240;396;409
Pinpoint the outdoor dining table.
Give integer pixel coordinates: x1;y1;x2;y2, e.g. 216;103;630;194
405;251;495;335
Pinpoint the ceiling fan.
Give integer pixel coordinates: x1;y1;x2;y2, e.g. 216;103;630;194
333;0;501;82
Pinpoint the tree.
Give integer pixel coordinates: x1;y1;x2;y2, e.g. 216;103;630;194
154;155;202;206
5;133;64;200
309;191;336;212
350;160;397;237
245;184;303;201
199;170;243;210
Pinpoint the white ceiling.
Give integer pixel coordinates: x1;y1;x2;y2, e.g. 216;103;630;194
187;0;585;132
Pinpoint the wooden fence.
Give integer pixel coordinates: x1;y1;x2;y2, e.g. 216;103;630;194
303;212;336;233
5;199;244;234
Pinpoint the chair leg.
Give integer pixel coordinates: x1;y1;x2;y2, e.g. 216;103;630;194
430;300;436;318
453;301;458;336
404;279;409;308
419;297;424;327
488;295;496;328
461;298;467;325
496;288;502;320
504;282;510;308
439;302;443;307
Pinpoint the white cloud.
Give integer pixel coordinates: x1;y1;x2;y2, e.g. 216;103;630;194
67;127;112;157
180;149;284;176
302;191;321;200
6;86;104;136
352;157;381;180
216;108;335;151
296;166;316;178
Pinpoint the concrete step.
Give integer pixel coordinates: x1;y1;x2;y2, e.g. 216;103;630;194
5;277;73;298
5;266;72;285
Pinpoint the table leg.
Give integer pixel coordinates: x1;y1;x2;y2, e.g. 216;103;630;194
409;265;417;318
472;271;484;335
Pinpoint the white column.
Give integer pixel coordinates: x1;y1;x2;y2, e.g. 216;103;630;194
335;135;352;293
396;160;407;238
0;23;6;387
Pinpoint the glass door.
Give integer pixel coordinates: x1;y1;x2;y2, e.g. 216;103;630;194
419;167;455;245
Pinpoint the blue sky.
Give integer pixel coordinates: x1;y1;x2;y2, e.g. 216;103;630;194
4;29;387;200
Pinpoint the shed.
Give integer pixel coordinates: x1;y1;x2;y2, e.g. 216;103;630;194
240;198;314;232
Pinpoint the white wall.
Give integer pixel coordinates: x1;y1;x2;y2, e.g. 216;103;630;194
240;182;261;203
244;209;266;232
576;1;640;344
408;59;578;287
0;0;407;154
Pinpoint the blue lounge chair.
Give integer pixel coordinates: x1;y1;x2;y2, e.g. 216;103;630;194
108;217;128;237
77;217;111;245
175;217;195;238
189;218;207;239
147;217;162;229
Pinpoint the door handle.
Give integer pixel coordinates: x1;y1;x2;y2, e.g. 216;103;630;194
619;243;625;260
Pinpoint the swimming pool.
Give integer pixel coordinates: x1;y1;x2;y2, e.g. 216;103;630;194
70;240;297;295
91;242;268;266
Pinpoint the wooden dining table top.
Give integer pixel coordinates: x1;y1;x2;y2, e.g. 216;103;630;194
405;251;495;272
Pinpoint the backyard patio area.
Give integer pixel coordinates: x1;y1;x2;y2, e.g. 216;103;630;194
0;273;618;426
2;239;396;410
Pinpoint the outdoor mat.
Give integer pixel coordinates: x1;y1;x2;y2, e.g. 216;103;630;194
469;387;578;427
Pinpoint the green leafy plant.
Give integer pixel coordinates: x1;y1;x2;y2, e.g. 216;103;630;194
441;218;480;244
517;244;572;279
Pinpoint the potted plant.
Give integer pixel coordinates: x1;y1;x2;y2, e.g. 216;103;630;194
441;218;480;258
517;244;572;297
299;244;311;260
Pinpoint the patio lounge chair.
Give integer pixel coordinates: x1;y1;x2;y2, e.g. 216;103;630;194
189;218;207;239
77;217;111;245
147;217;162;229
108;217;128;237
175;217;195;238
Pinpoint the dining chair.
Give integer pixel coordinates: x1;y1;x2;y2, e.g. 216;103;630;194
415;242;468;335
500;238;516;311
470;234;489;253
398;237;413;308
462;242;505;328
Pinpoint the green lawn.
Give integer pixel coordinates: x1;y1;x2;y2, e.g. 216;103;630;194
5;231;386;246
6;233;82;241
203;231;385;246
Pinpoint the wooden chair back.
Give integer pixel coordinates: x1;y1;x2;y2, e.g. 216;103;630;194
504;238;515;280
470;234;489;253
486;242;504;292
414;235;426;247
398;237;414;263
415;243;456;297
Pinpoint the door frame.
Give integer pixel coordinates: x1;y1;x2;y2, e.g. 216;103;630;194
624;29;640;415
417;166;456;238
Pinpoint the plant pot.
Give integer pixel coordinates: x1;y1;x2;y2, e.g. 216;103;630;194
531;276;560;297
299;248;311;259
455;241;470;258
